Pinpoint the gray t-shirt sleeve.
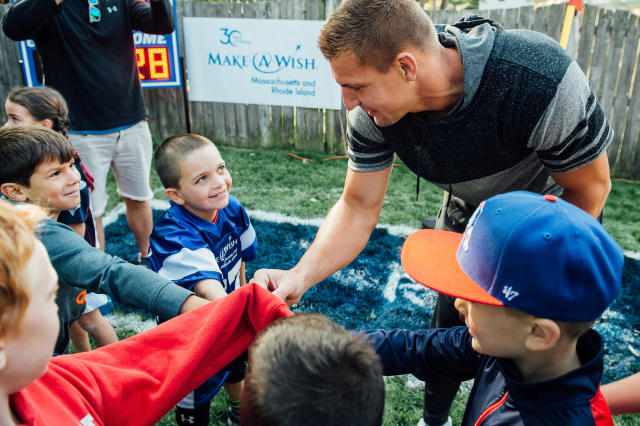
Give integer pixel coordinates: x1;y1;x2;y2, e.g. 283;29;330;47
527;61;613;174
39;219;193;320
347;107;395;172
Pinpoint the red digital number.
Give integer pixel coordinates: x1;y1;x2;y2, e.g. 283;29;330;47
135;46;170;80
135;47;146;80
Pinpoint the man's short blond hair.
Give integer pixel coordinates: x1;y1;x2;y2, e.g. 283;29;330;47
0;200;46;340
318;0;439;71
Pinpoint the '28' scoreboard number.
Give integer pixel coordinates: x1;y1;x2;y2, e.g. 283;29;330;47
17;0;181;89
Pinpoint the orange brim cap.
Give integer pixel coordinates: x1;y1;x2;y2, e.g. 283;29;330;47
401;229;503;306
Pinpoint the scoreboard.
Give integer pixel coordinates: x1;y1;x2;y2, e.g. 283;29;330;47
17;0;181;88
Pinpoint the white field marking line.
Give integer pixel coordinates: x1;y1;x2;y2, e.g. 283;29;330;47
625;251;640;260
102;199;419;237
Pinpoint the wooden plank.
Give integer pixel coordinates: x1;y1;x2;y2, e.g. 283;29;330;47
230;1;248;148
243;2;261;148
210;2;235;146
489;8;505;26
589;8;613;96
326;106;347;155
199;1;218;139
532;5;549;34
616;17;640;177
576;5;598;76
430;10;443;24
445;10;459;26
502;8;519;30
625;46;640;179
303;0;323;152
609;15;639;172
173;0;188;134
255;1;271;148
517;5;533;29
294;0;308;152
157;89;171;139
266;0;284;148
599;10;629;123
200;3;226;145
282;0;296;149
323;0;342;155
546;3;566;43
188;0;206;136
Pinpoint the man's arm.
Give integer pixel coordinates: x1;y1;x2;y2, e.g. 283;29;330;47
129;0;174;35
2;0;60;41
601;372;640;415
550;152;611;218
252;166;392;304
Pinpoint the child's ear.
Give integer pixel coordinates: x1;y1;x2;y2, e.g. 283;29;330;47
41;118;54;129
525;318;560;351
0;183;28;202
165;188;185;205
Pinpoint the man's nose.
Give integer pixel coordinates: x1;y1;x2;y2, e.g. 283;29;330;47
341;88;359;111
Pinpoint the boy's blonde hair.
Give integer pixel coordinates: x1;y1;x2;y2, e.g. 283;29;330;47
154;134;213;189
0;200;47;339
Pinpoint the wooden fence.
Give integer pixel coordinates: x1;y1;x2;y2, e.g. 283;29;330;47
1;0;639;178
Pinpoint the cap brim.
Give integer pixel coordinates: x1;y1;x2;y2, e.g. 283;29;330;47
401;229;503;306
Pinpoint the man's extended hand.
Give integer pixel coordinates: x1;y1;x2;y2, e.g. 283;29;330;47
250;268;305;306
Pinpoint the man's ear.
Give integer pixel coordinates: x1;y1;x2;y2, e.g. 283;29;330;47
165;187;185;205
41;118;54;129
1;183;28;202
525;318;560;351
396;52;418;82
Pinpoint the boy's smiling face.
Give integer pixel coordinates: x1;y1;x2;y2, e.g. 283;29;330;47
168;144;232;222
3;240;59;393
20;159;81;218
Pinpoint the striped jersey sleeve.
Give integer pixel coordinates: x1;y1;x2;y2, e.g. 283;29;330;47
347;107;396;172
149;219;223;291
527;61;613;174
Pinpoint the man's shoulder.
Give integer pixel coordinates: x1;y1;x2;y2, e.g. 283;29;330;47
493;29;571;80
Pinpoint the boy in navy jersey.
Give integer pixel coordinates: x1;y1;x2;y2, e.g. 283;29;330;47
149;134;258;426
368;191;624;425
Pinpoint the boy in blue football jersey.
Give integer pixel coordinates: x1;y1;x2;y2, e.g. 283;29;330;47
149;134;258;426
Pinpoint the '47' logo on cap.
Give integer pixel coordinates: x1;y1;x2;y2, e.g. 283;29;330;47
502;285;519;301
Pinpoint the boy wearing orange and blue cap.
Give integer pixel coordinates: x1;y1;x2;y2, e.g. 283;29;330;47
367;191;624;425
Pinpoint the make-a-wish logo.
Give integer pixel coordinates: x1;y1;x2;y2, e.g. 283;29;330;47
252;45;317;74
219;28;250;47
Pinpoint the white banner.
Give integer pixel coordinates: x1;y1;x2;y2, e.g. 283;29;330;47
183;17;342;110
479;0;532;10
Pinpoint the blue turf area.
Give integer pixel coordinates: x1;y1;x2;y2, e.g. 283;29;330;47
105;210;640;384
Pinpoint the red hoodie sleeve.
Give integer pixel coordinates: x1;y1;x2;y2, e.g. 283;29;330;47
12;284;293;426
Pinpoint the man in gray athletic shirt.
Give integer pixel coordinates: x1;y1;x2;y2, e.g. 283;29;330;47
252;1;613;425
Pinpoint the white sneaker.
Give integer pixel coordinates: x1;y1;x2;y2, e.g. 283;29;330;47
417;417;452;426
